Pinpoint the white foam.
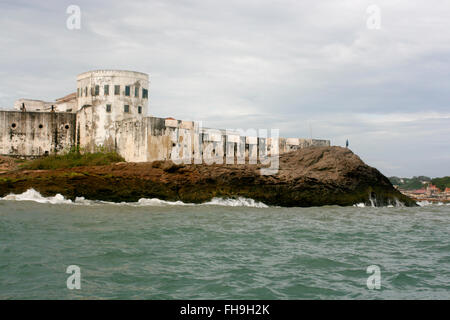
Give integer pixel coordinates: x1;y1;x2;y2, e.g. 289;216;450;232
201;197;268;208
1;189;268;208
1;188;73;204
417;200;432;207
137;198;193;206
354;198;405;208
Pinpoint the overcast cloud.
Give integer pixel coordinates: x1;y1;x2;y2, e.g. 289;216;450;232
0;0;449;177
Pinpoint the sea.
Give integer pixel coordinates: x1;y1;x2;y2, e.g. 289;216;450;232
0;189;448;300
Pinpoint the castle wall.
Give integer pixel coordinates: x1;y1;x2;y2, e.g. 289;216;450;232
1;70;331;162
113;116;331;163
0;111;76;157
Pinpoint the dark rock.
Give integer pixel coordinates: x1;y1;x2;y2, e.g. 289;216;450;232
0;147;416;207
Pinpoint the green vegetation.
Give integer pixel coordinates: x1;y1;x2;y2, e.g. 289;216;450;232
431;176;450;191
389;176;430;190
389;176;450;191
20;150;124;170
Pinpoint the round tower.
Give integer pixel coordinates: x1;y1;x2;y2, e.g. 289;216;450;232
76;70;149;120
76;70;149;151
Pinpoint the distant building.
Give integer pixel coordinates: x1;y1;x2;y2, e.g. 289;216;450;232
426;183;440;196
410;188;426;195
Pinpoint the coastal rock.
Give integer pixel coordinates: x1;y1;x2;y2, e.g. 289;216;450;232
0;147;416;207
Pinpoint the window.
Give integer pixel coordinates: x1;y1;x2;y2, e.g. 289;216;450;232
138;106;142;114
135;87;139;97
106;104;111;112
142;88;148;99
85;87;88;96
125;86;130;96
104;85;109;95
91;87;95;96
124;105;129;113
115;85;120;95
95;85;99;96
77;88;79;97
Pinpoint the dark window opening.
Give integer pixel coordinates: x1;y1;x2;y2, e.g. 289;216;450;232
106;104;111;112
114;85;120;95
95;85;99;96
85;87;87;96
104;85;109;95
11;123;16;129
125;86;130;96
38;124;43;129
65;124;70;130
124;105;129;113
142;88;148;99
138;106;142;114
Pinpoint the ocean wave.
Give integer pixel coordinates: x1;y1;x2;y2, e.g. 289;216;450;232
0;189;268;208
416;200;449;207
353;203;366;208
353;198;405;208
1;189;73;204
202;197;268;208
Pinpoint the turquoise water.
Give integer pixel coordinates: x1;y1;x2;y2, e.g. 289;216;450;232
0;192;449;299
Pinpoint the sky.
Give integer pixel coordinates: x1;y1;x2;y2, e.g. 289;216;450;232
0;0;449;177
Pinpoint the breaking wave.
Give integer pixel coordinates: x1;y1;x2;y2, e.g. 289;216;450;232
202;197;268;208
0;189;268;208
1;189;73;204
353;197;405;208
417;200;449;207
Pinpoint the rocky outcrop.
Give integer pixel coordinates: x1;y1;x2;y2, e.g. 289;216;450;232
0;147;416;207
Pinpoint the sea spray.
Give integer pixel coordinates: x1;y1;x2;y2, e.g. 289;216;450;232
0;189;268;208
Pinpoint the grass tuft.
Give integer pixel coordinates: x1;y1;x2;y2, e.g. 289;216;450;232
20;151;125;170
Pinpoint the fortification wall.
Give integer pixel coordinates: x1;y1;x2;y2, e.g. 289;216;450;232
114;116;331;163
0;112;330;162
0;111;76;157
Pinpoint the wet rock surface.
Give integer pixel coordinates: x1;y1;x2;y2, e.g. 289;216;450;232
0;147;416;207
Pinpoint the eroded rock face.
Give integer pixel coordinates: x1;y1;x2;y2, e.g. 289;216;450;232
0;147;416;207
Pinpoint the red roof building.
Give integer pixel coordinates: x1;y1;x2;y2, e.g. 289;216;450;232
410;189;426;194
426;183;440;195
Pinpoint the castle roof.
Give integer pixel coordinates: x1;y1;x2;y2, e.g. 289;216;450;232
77;69;149;80
56;92;76;102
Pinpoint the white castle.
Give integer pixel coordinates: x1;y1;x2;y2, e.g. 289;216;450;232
0;70;330;162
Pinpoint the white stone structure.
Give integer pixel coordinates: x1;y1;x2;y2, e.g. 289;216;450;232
14;93;77;113
0;69;331;160
76;70;149;151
